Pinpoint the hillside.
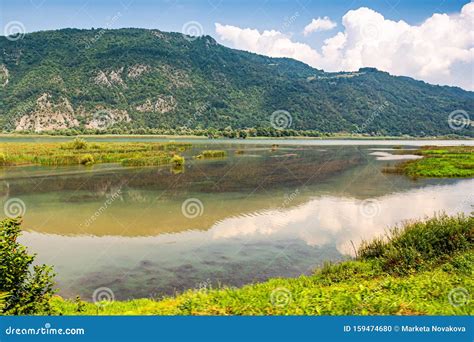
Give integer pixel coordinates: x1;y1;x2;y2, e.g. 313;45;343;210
0;28;473;136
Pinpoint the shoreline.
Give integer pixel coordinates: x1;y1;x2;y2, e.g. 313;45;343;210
0;133;473;141
49;214;473;315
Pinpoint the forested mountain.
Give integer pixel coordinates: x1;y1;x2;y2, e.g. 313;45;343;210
0;28;472;136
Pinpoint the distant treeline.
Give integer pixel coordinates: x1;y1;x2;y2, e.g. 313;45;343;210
3;126;469;139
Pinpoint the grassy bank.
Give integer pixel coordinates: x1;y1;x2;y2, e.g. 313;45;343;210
51;214;473;315
384;146;474;177
0;138;191;167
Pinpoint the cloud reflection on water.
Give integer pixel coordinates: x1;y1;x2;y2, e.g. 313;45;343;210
210;179;473;255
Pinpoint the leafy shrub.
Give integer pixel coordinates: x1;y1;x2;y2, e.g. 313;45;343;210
0;218;56;315
72;138;88;150
61;138;88;150
79;154;94;165
171;154;185;167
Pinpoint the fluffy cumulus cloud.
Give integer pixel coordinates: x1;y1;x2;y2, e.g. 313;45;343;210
215;23;321;68
303;16;337;35
215;3;474;90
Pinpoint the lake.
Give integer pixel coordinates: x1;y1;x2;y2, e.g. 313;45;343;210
1;137;472;300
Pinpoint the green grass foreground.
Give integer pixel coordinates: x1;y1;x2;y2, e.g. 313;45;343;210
52;214;473;315
384;146;474;178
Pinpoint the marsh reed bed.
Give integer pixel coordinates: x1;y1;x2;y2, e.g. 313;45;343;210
0;138;192;168
383;146;474;178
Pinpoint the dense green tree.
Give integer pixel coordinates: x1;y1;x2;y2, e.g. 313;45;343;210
0;218;56;315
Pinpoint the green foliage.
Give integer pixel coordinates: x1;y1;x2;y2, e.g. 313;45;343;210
358;214;473;275
195;150;227;159
0;218;56;315
0;140;191;167
171;154;185;167
0;292;8;311
74;296;86;313
51;214;474;315
70;138;88;150
121;155;172;167
385;146;474;177
0;153;6;166
0;28;472;137
79;153;94;165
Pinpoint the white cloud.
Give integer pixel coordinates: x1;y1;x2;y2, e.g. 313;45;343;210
303;16;337;35
215;3;474;90
215;23;321;68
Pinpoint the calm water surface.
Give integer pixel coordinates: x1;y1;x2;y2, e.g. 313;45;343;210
0;138;472;300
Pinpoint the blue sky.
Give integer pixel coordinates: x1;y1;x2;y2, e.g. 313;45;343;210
1;0;469;38
1;0;473;90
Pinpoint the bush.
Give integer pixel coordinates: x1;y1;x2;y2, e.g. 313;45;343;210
79;154;95;165
61;138;88;150
0;218;56;314
171;154;185;167
71;138;88;150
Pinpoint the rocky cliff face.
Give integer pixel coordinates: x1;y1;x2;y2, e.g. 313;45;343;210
15;93;78;131
15;93;131;132
0;64;8;87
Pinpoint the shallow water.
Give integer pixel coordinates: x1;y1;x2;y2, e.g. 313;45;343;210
0;138;472;300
